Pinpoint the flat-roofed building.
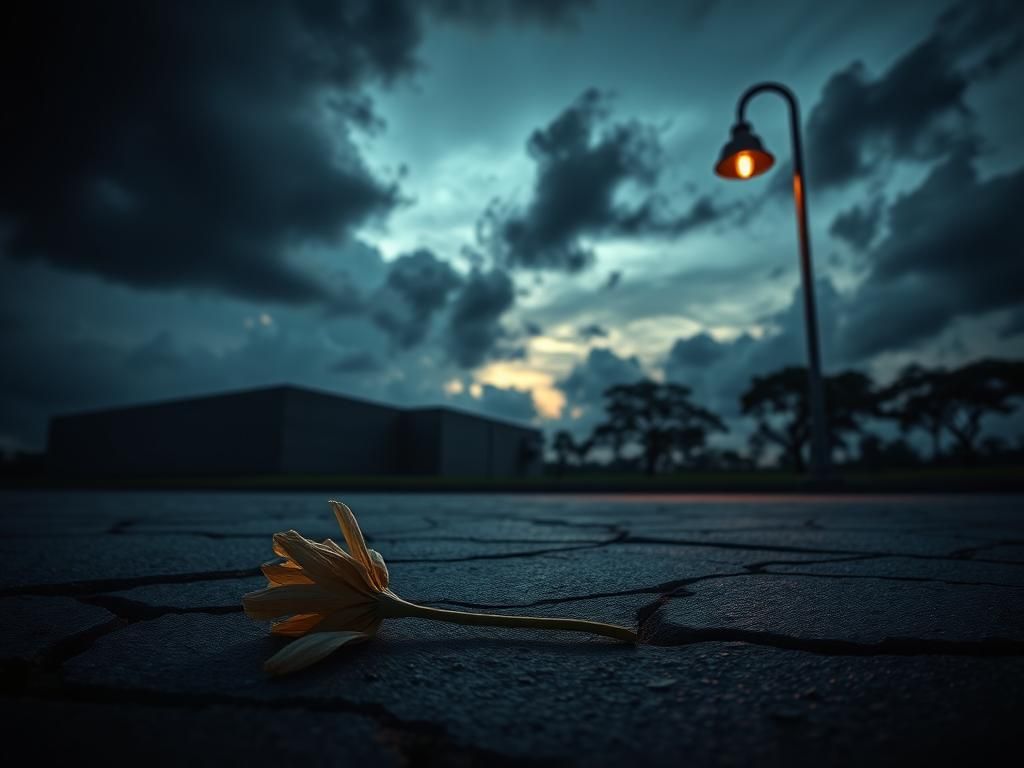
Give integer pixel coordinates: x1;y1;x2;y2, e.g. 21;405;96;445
47;385;541;478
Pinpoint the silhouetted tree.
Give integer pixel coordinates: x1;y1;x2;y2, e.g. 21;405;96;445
980;436;1008;461
519;433;543;472
591;421;628;466
880;365;950;460
593;380;726;474
828;370;880;461
741;368;809;470
979;435;1024;464
941;359;1023;459
571;437;595;466
691;448;755;471
741;367;878;471
882;359;1024;462
857;434;920;470
551;430;575;474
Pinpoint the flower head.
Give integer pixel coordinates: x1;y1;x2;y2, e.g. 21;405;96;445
243;500;400;675
245;500;637;676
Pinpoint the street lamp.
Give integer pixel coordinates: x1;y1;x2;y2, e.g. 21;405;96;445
714;82;830;482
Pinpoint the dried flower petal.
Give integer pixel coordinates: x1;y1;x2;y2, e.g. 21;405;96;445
330;500;386;590
367;548;389;590
270;613;323;636
261;562;313;586
243;584;347;620
263;630;370;676
272;530;371;594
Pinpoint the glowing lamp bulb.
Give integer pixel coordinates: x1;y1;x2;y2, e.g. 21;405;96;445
735;152;754;179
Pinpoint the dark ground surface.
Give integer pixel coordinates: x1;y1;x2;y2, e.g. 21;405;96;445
2;491;1023;766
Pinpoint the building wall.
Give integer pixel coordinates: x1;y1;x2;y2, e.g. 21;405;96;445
398;410;442;475
48;388;286;476
47;386;542;478
280;388;401;475
437;410;492;477
488;419;542;478
411;408;541;478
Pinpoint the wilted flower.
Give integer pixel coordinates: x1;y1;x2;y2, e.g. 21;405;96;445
245;500;637;676
243;500;401;675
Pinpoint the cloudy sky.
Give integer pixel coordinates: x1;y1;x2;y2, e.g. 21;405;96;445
2;0;1023;453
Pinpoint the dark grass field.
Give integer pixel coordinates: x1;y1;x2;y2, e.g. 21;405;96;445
5;465;1022;494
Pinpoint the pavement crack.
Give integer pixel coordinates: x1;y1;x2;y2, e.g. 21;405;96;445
3;597;242;686
388;533;626;564
412;555;927;612
417;577;699;611
623;534;874;557
620;535;1024;566
948;546;982;559
0;568;261;599
77;594;243;621
7;615;131;675
742;554;885;572
641;617;1024;657
1;682;560;767
107;529;267;540
517;516;626;537
41;616;128;668
748;570;1024;589
374;535;607;545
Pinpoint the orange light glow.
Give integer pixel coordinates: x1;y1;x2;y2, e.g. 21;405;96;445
736;152;754;179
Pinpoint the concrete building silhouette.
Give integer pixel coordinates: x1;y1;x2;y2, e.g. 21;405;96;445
48;385;542;478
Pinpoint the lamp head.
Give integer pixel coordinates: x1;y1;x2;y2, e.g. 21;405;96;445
714;121;774;180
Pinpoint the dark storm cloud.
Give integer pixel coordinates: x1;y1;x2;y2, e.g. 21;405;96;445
0;1;422;304
578;323;609;341
371;249;463;347
829;199;884;251
0;309;21;334
0;324;221;449
665;334;755;417
427;0;593;27
329;351;384;374
617;195;723;237
483;89;722;272
663;143;1024;378
446;269;516;368
1003;309;1024;340
805;0;1024;189
664;280;845;417
125;332;183;374
763;0;1024;362
665;332;726;368
842;147;1024;358
559;347;645;410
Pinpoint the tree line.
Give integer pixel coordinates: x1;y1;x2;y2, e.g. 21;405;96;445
549;358;1024;474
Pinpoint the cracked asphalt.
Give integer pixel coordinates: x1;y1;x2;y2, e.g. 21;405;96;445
2;491;1023;766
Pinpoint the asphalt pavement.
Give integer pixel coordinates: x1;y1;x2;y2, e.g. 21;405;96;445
2;491;1022;766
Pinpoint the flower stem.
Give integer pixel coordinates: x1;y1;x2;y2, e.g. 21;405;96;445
389;598;638;644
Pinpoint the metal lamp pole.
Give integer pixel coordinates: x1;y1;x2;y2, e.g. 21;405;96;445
717;82;830;481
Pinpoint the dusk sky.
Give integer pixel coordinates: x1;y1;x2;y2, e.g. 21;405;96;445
2;0;1023;452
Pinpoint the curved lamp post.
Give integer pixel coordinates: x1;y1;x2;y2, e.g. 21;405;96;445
714;82;830;481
